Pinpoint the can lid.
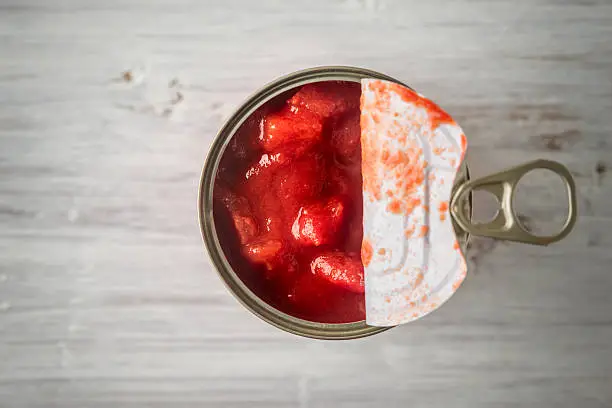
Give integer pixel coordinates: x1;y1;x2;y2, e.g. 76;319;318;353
360;79;468;326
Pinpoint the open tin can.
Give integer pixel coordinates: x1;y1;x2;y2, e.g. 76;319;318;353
199;66;577;339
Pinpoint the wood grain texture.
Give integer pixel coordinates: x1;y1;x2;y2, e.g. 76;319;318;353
1;0;611;406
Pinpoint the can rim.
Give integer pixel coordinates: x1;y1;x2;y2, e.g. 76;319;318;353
198;66;469;339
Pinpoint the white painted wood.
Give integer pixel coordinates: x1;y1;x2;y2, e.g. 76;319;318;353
0;0;611;406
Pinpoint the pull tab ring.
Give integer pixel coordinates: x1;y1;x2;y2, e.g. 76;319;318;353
450;159;577;245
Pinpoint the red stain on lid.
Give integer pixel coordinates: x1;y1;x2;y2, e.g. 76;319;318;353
361;238;373;267
439;201;449;213
373;82;456;130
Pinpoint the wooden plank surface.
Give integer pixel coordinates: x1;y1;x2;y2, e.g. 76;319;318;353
0;0;611;406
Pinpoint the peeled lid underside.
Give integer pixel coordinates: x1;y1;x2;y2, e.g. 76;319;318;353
360;79;468;326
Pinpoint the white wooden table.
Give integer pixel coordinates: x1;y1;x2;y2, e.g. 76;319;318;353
1;0;611;407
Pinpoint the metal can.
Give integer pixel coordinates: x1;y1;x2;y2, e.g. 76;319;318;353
199;66;577;339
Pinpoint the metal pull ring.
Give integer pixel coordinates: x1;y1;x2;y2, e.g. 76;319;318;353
450;159;577;245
